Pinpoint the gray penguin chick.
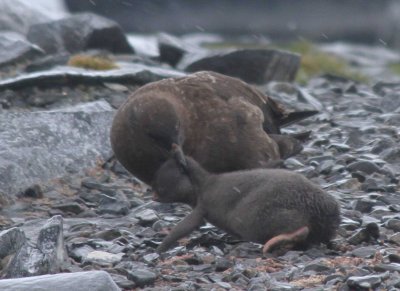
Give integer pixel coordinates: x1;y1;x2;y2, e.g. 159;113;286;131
152;145;341;255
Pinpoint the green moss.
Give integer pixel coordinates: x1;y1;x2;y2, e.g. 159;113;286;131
202;40;368;84
68;55;118;71
274;40;368;84
389;63;400;75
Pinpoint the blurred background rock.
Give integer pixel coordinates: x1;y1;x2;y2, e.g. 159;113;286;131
63;0;400;47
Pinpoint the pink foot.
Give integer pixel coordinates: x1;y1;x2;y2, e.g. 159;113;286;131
262;226;310;255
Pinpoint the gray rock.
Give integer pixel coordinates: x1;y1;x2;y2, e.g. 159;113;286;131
27;12;133;54
382;147;400;165
158;33;196;67
374;263;400;272
0;271;120;291
68;244;94;262
303;262;332;273
0;107;114;196
386;219;400;232
83;250;124;266
185;49;300;84
135;209;159;225
81;177;116;194
347;160;381;174
127;268;157;287
109;273;135;290
5;215;67;278
0;0;66;35
54;202;85;215
93;229;122;241
0;227;26;259
347;274;384;289
0;64;184;91
351;246;377;258
216;282;232;289
296;87;324;111
328;143;351;152
51;100;113;113
25;53;70;72
126;34;159;57
388;253;400;263
0;32;43;68
143;252;160;264
215;257;233;272
352;198;377;213
389;233;400;245
347;223;380;245
381;92;400;112
371;137;396;154
318;159;335;175
268;281;300;291
97;194;130;216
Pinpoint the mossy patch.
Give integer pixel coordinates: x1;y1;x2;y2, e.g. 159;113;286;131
389;63;400;75
68;55;118;71
202;40;368;84
276;41;368;84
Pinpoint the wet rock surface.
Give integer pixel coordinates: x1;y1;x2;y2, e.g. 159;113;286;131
0;0;67;35
27;13;133;55
0;271;120;291
0;103;114;196
0;7;400;291
3;215;66;278
184;49;301;84
0;32;43;68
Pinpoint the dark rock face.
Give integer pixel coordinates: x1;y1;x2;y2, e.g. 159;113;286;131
4;216;67;278
0;32;43;68
158;33;195;67
0;271;121;291
27;13;133;54
185;49;300;84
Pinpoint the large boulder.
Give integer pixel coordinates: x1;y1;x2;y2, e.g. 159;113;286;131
157;33;198;67
0;271;120;291
0;101;114;196
0;32;43;68
184;49;301;84
27;13;134;55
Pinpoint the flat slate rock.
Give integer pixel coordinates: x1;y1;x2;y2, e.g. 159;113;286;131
0;32;44;68
184;49;300;84
0;105;114;196
0;64;184;90
27;12;133;54
0;271;121;291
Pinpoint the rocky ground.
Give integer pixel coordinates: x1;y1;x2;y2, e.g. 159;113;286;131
1;2;400;291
